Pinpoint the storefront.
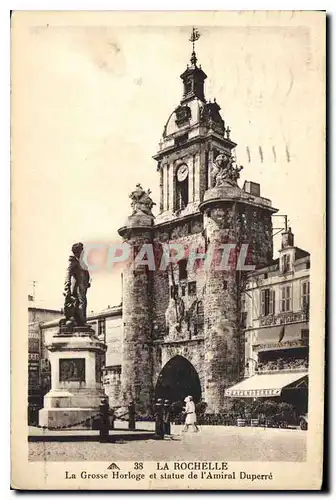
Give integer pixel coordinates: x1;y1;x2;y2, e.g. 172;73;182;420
225;371;308;414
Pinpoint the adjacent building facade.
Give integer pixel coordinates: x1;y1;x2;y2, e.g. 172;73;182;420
28;305;63;422
225;228;309;413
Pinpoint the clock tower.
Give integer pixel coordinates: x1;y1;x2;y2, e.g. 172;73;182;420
119;28;277;414
153;28;236;220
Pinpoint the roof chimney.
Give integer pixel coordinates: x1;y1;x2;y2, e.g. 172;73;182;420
281;227;294;249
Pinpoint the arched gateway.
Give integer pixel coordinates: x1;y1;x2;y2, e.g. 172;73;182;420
155;355;201;404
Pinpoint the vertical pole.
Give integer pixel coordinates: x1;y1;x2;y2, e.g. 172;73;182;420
154;399;164;439
99;397;109;443
128;400;136;431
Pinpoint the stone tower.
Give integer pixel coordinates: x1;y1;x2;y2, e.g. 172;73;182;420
118;29;277;414
118;186;155;413
200;175;276;412
151;29;277;413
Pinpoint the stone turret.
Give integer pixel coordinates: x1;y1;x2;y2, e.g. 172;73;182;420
118;185;155;414
199;153;277;412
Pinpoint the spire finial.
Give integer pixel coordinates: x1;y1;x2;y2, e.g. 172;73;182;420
189;26;201;66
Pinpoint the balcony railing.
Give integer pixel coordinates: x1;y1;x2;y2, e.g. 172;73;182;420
257;366;308;374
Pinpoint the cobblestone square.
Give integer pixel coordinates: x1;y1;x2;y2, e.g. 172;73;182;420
29;426;306;463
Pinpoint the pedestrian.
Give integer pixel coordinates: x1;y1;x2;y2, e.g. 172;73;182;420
182;396;199;433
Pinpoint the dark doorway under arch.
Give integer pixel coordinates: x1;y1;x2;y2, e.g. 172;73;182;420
155;355;201;404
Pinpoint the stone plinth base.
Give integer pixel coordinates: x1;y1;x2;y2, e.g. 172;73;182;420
38;407;99;429
41;388;105;409
38;325;107;429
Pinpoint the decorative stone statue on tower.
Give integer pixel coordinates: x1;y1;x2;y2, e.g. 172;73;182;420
119;183;156;231
63;242;91;327
212;153;244;188
130;183;156;217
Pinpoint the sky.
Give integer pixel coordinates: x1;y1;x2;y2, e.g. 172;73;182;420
12;12;324;313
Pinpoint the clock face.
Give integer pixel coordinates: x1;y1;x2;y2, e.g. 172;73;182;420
177;163;189;182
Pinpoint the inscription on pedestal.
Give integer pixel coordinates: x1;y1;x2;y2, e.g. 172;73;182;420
59;358;85;382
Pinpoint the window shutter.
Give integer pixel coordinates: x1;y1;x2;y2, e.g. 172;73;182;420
301;282;306;308
260;290;265;316
270;290;275;314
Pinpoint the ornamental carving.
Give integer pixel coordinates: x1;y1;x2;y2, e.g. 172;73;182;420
212;153;243;187
165;295;185;335
129;184;156;217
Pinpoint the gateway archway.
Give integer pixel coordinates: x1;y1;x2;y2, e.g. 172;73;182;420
155;355;201;404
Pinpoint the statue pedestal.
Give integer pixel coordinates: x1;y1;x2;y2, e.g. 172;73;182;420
38;326;107;429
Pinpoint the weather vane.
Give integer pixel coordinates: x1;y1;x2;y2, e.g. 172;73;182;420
189;27;201;51
189;27;201;65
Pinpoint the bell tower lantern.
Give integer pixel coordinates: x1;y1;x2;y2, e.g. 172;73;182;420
153;27;238;223
180;28;207;103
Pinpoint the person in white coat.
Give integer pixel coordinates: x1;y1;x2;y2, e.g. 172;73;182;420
182;396;199;432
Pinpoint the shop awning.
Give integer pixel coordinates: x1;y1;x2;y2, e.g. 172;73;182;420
225;372;308;398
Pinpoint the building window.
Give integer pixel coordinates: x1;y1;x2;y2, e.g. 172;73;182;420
178;259;188;281
181;284;186;296
174;133;189;147
240;312;248;329
98;319;106;338
301;280;310;311
188;281;196;295
184;79;192;95
260;289;275;316
194;300;204;335
241;293;246;311
176;177;189;210
280;285;292;312
282;253;291;273
175;105;191;126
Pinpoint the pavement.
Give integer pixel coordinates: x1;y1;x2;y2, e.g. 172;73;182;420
29;424;306;462
28;420;156;442
28;428;155;442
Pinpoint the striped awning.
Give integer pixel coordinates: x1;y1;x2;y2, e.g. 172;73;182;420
225;372;308;398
